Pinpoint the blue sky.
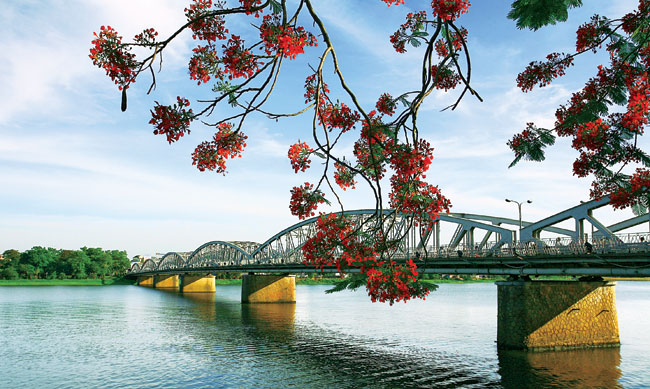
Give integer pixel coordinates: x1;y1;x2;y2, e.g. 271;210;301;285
0;0;642;258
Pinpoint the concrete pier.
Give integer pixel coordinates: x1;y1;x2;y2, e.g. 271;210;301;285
180;274;216;293
241;274;296;303
137;276;154;287
496;280;620;350
154;274;179;290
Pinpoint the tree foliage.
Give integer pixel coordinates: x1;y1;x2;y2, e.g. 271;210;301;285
0;248;131;280
508;0;583;30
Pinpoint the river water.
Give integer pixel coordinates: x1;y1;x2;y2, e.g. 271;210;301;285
0;282;648;388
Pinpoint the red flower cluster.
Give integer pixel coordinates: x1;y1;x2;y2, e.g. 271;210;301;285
302;214;356;272
318;102;360;133
304;74;330;103
576;15;606;53
381;0;405;6
390;11;427;53
189;45;222;85
507;126;537;158
134;28;158;45
185;0;228;42
390;140;434;179
598;168;650;209
239;0;264;17
517;52;575;92
365;259;429;304
288;141;313;173
389;176;450;230
431;65;461;90
431;0;470;21
434;27;467;57
301;213;429;304
623;73;650;133
259;15;317;59
89;26;137;90
150;97;194;143
191;122;247;174
375;93;396;116
353;111;393;180
572;118;609;151
289;183;327;219
222;35;260;79
334;162;357;190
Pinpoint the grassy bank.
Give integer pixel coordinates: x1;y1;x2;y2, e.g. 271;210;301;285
0;278;135;286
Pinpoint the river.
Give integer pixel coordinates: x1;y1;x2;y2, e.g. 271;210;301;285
0;282;648;388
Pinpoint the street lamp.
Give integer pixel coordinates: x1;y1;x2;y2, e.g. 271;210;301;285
505;198;532;240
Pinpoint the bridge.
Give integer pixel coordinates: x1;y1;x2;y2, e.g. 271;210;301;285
128;196;650;351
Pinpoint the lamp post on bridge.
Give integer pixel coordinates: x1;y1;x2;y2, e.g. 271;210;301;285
505;198;532;243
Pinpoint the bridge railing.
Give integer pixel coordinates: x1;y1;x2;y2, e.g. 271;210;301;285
409;232;650;260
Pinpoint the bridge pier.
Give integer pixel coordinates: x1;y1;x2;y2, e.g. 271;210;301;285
496;280;619;350
154;274;179;290
180;274;216;293
241;274;296;303
137;276;154;287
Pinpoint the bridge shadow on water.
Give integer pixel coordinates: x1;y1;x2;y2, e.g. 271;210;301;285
158;289;623;388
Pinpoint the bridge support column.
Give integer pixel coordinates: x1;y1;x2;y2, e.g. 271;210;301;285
241;274;296;303
137;276;154;287
180;274;216;293
496;280;619;350
154;274;179;290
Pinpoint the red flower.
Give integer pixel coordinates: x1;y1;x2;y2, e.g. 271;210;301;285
150;97;194;143
288;141;313;173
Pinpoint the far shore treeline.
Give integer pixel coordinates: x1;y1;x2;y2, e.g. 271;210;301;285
0;247;131;280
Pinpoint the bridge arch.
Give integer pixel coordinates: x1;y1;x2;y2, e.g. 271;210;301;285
185;240;256;268
157;252;187;271
140;258;158;273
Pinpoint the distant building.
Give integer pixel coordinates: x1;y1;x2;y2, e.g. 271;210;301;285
0;253;4;261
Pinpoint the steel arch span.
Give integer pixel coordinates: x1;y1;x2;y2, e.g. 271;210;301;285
128;198;650;277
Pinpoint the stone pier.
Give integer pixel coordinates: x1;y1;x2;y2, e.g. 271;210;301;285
496;280;619;350
241;274;296;303
137;276;154;287
180;274;216;293
154;274;179;290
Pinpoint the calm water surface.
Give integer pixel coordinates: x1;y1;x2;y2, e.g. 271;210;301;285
0;282;648;388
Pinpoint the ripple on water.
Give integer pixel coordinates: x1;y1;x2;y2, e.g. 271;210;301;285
0;283;649;388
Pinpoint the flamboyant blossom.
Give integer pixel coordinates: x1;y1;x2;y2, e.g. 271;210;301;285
318;102;360;133
431;0;471;21
185;0;228;43
334;162;357;190
222;35;260;79
289;183;327;219
259;15;317;59
150;97;194;143
376;93;396;116
288;141;313;173
191;122;247;174
517;52;575;92
89;26;137;90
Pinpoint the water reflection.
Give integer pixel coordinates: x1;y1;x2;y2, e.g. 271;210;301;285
498;347;622;388
241;303;296;334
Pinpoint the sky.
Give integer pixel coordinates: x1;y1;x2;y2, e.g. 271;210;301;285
0;0;644;258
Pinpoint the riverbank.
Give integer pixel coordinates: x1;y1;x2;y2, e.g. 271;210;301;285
0;278;134;286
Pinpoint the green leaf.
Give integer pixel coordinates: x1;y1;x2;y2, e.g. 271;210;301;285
409;38;422;48
325;274;367;294
508;0;583;31
269;0;282;14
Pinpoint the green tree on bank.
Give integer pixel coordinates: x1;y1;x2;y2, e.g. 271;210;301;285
0;247;131;280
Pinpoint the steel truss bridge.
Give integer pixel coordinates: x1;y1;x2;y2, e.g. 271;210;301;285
129;196;650;278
